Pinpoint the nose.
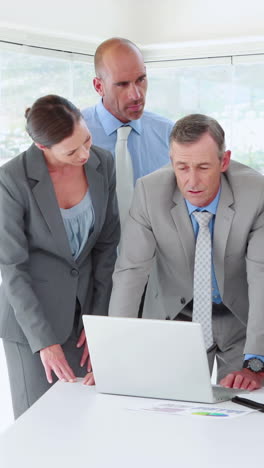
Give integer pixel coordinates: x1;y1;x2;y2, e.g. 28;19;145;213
189;169;199;188
79;146;90;161
128;83;141;100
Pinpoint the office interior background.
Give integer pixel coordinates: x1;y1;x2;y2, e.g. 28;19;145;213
0;0;264;431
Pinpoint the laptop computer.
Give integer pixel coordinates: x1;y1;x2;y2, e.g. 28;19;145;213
83;315;246;403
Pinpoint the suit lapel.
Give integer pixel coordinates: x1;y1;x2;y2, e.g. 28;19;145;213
25;145;105;265
76;149;104;263
170;188;195;275
25;144;75;263
213;174;235;295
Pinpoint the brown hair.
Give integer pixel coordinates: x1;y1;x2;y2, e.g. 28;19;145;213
25;95;82;147
170;114;226;159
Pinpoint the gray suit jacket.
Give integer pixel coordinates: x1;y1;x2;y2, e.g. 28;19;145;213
0;144;120;353
109;160;264;355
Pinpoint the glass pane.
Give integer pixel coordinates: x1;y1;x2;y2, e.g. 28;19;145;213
146;63;232;119
0;47;95;165
71;60;98;109
1;44;264;173
232;63;264;172
146;60;264;173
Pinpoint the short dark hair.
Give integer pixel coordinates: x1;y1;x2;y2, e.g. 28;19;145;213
25;95;82;148
170;114;226;158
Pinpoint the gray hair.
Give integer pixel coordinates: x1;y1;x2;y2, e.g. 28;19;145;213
169;114;226;159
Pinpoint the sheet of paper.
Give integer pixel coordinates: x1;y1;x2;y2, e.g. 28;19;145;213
125;401;255;418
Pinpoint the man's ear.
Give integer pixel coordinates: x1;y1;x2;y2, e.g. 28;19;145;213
220;150;231;172
93;77;104;97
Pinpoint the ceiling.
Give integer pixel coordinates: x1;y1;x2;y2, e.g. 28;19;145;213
1;0;264;59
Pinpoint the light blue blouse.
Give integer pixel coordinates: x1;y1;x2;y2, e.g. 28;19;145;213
60;191;95;260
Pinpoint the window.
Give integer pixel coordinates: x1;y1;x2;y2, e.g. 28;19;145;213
1;43;264;172
0;44;96;165
146;55;264;172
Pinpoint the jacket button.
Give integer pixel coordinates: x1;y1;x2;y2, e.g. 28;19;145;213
71;268;79;277
165;316;170;320
180;297;186;304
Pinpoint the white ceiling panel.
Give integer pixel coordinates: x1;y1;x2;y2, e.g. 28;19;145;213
0;0;264;57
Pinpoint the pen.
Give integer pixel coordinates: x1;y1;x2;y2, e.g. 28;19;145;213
232;396;264;412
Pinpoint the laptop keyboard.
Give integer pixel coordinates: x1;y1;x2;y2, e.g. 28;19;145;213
212;385;245;401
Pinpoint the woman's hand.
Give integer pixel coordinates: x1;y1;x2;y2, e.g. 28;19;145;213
40;344;77;384
83;372;95;386
76;329;95;385
76;328;92;372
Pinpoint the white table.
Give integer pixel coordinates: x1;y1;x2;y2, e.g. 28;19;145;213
0;381;263;468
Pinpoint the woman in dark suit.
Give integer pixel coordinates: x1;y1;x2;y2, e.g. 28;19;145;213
0;95;120;418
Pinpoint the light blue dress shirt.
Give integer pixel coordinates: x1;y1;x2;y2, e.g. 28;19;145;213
185;189;264;363
60;191;95;260
82;100;173;183
244;354;264;362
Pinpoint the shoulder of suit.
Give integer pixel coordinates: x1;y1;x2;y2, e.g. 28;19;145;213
134;165;177;209
226;160;264;188
88;145;114;175
90;144;113;160
0;146;32;178
137;164;175;189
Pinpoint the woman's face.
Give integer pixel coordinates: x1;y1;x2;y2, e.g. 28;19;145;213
40;119;92;167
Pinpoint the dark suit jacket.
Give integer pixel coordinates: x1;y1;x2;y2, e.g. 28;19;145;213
0;144;120;353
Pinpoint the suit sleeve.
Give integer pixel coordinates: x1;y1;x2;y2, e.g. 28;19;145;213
108;177;157;317
245;186;264;355
0;168;57;352
90;153;120;315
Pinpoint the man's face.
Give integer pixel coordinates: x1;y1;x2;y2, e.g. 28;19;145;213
170;132;231;207
93;46;147;123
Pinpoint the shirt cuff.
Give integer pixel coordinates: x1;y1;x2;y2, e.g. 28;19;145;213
244;354;264;362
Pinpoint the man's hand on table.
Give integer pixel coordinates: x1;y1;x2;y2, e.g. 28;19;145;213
220;368;264;391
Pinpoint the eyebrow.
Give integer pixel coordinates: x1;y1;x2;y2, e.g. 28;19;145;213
174;161;189;167
113;73;147;86
175;161;211;167
67;135;91;155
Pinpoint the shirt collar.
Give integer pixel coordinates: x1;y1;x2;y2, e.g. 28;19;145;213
95;99;142;136
185;187;221;216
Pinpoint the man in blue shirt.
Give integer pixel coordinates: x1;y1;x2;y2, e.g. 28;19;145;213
82;37;173;185
109;114;264;391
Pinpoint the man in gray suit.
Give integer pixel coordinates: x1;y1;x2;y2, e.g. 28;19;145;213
109;114;264;391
